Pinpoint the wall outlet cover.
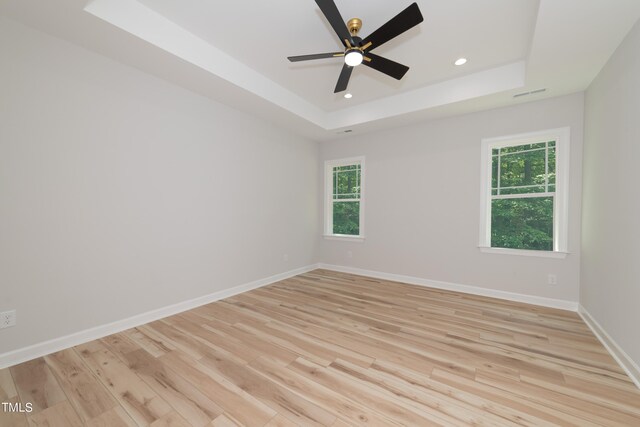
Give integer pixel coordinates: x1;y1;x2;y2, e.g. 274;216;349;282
0;310;16;329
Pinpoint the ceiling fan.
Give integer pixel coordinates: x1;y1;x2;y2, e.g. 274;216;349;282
287;0;424;93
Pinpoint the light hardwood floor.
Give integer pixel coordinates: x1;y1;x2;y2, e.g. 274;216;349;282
2;269;640;426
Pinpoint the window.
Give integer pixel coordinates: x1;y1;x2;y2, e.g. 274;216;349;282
324;157;365;239
479;128;570;257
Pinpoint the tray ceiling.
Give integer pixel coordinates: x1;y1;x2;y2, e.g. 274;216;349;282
1;0;639;140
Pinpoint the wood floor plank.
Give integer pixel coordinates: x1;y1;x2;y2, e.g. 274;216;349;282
289;356;456;426
4;269;640;426
209;413;241;427
474;367;640;426
334;357;523;427
430;366;601;426
84;407;137;427
0;396;29;427
100;333;142;356
76;343;173;426
262;414;299;427
197;348;337;426
164;314;260;365
158;350;276;426
150;411;192;427
229;297;375;368
144;321;214;361
233;319;335;368
371;359;565;426
564;369;640;394
26;400;83;427
136;326;179;354
0;368;18;400
10;358;67;414
521;372;640;417
44;349;117;422
117;348;223;426
199;319;299;365
122;328;171;358
247;356;400;426
331;357;493;426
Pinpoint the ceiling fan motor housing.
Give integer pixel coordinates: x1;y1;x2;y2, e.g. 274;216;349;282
347;18;362;36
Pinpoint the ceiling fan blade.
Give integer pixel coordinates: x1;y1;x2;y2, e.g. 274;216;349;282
334;64;353;93
363;53;409;80
288;52;344;62
315;0;354;47
360;2;423;51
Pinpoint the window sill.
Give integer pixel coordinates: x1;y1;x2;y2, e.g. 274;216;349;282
323;234;366;242
479;246;568;259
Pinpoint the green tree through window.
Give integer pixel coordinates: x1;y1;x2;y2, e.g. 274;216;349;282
332;164;361;235
490;141;556;250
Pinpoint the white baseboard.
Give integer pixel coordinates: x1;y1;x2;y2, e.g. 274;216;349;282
317;263;579;311
0;264;320;369
578;305;640;389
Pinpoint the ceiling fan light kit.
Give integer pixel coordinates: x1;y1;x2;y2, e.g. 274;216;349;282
287;0;424;93
344;49;363;66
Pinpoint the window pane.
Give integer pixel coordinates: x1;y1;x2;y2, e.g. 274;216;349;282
335;165;358;172
333;165;361;200
500;142;546;154
491;156;498;189
499;147;546;191
333;201;360;235
491;197;553;251
548;147;556;186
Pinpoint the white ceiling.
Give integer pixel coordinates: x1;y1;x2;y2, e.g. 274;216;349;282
135;0;538;111
1;0;640;141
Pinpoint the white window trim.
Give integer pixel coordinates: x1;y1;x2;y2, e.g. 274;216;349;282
324;156;365;240
479;127;570;258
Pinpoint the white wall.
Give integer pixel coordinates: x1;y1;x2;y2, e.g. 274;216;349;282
320;93;584;303
0;18;319;355
582;21;640;367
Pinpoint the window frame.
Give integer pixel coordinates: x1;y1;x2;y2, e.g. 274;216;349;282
479;128;570;258
324;156;365;241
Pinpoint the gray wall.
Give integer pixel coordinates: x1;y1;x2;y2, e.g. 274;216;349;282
0;18;319;354
320;93;584;303
582;20;640;366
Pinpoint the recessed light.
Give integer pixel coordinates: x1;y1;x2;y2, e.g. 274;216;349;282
454;57;467;66
344;93;353;99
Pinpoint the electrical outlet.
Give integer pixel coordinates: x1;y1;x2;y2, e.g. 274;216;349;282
1;310;16;329
548;274;558;285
